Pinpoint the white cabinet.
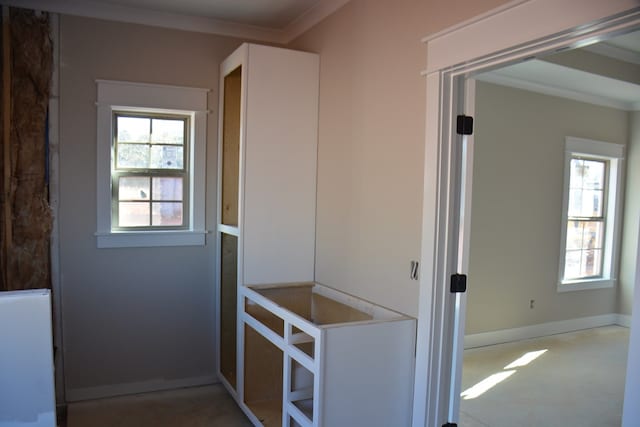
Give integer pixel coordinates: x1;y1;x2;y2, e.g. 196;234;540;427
216;43;319;395
216;44;416;427
241;283;416;427
0;290;56;427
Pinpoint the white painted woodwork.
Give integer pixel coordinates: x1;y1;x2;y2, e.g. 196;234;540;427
622;219;640;426
216;43;318;285
0;290;56;426
416;1;640;426
215;43;319;410
241;282;416;427
242;44;319;285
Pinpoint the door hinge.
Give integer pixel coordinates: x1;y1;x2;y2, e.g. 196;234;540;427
456;115;473;135
450;274;467;293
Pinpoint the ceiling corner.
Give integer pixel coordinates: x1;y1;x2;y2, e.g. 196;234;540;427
281;0;351;44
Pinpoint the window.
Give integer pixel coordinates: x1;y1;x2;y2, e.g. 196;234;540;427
96;80;209;248
558;137;624;291
113;113;189;229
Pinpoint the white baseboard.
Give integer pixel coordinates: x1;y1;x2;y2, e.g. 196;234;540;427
66;375;218;402
464;313;631;349
617;314;632;328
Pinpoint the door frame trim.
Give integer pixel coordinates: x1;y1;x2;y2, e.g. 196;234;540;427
413;1;640;426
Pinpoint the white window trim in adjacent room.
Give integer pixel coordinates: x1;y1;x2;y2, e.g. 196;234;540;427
96;80;209;248
558;136;625;292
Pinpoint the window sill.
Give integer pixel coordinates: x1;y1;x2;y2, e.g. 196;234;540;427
557;278;615;292
96;230;208;249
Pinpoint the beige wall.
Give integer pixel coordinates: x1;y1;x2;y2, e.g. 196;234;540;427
467;81;630;335
289;0;510;317
620;111;640;316
59;15;242;397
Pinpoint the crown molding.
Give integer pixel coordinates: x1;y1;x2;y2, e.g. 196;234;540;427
0;0;282;42
282;0;351;43
585;42;640;65
477;72;636;111
2;0;351;44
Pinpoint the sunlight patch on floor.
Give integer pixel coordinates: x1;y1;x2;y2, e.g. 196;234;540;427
461;349;548;400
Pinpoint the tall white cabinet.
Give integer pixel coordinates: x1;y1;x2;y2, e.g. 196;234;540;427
216;43;416;427
216;43;319;401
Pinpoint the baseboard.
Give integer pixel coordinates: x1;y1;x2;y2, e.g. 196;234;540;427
65;375;218;402
617;314;632;328
464;313;625;349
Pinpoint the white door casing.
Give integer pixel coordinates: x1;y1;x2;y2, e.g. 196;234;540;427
413;1;640;426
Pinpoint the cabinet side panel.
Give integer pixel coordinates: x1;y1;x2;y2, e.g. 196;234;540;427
243;45;319;285
322;320;416;427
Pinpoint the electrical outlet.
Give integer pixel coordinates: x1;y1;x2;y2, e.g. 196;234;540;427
530;299;535;309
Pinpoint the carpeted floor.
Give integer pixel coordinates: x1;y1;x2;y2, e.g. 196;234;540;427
460;326;630;427
66;384;252;427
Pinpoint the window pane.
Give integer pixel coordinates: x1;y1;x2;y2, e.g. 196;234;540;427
564;250;582;280
583;160;605;190
581;190;603;217
150;145;183;169
152;202;183;226
583;221;604;250
152;119;184;145
117;144;149;168
581;249;602;277
152;177;183;201
568;189;583;217
119;177;150;200
119;202;150;226
569;159;584;189
566;221;584;250
117;117;150;143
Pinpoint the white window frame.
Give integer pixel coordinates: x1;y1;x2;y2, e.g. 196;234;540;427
96;80;209;248
558;136;625;292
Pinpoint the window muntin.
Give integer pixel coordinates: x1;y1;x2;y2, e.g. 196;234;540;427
112;113;189;230
563;158;607;280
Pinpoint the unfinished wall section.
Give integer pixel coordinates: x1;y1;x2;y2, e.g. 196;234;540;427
0;7;52;291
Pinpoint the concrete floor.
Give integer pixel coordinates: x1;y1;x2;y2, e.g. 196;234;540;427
67;384;252;427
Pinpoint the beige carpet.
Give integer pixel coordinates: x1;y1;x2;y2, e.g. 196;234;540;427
67;384;252;427
460;326;630;427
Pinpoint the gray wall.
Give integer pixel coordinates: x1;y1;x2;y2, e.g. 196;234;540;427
466;82;630;335
620;111;640;316
59;15;242;398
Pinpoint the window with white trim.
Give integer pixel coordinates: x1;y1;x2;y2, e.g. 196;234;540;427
558;137;624;291
96;80;209;248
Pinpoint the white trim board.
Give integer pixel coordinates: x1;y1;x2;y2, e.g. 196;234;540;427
464;313;631;349
1;0;351;44
65;375;217;402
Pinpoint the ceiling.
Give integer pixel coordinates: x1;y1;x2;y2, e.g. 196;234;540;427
4;0;350;43
87;0;321;29
477;30;640;111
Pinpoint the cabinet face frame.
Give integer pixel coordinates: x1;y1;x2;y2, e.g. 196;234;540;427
216;44;249;398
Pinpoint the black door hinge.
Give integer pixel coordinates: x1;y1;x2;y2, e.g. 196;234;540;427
450;274;467;293
456;115;473;135
443;423;458;427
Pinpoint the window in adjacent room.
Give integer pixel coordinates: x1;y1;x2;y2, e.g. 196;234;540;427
558;137;624;291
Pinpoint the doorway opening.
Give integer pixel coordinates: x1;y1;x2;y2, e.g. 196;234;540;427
413;3;640;426
459;29;640;424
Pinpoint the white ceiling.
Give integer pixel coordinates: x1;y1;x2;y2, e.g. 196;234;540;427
3;0;350;43
91;0;321;29
477;30;640;111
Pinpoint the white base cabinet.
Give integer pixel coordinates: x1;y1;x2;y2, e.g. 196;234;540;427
240;283;416;427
